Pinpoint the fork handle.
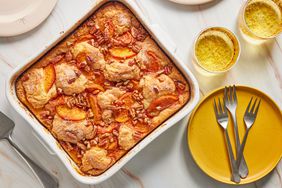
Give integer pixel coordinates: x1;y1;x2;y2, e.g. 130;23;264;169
224;131;240;183
6;134;58;188
230;112;249;178
237;130;249;171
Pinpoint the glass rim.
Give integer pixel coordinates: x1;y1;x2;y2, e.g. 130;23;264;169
241;0;282;40
193;26;241;74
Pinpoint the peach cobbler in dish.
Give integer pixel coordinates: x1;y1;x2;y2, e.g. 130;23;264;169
16;2;190;175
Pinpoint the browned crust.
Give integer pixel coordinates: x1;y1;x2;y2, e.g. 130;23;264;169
15;2;190;176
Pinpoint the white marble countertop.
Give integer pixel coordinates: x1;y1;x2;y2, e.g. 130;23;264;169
0;0;281;187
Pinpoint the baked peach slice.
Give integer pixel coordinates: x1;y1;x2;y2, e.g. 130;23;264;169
119;93;134;107
56;105;86;121
146;50;160;72
109;47;136;60
108;140;118;150
113;93;134;123
88;94;101;122
134;122;149;133
76;34;95;43
43;64;56;92
86;82;105;92
76;52;86;61
147;95;178;116
114;109;129;123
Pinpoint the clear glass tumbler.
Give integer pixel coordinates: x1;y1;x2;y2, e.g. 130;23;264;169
238;0;282;44
193;27;240;76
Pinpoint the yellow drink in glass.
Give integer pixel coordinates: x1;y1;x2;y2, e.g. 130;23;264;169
239;0;282;44
193;27;240;75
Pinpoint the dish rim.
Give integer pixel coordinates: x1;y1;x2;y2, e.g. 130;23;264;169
6;0;200;184
168;0;216;5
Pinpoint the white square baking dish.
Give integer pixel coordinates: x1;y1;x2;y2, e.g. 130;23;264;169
6;0;199;184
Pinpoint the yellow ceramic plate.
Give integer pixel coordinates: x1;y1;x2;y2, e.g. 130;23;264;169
187;86;282;184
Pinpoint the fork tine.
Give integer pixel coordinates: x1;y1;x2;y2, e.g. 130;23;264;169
250;98;258;113
218;98;223;114
233;85;237;103
229;86;233;102
213;99;218;117
245;97;253;115
224;87;228;104
254;99;261;116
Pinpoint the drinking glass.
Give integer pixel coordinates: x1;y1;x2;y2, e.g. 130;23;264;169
238;0;282;44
